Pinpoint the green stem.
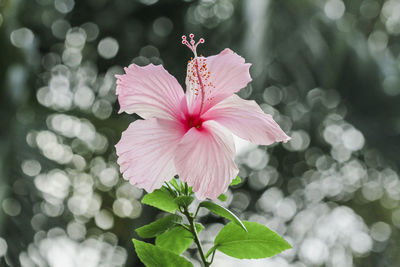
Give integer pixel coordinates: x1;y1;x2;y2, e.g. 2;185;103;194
194;205;201;219
183;207;210;267
210;250;216;265
177;223;191;233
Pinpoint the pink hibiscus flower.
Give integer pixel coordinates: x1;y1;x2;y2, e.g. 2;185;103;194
115;34;290;200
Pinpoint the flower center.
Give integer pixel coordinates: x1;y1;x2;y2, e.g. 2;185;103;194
186;115;203;130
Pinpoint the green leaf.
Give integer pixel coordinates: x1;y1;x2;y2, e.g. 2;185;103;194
169;178;181;192
156;223;204;255
217;194;227;202
141;188;178;213
132;239;193;267
174;196;194;207
136;215;182;238
213;221;291;259
199;201;246;232
230;176;242;186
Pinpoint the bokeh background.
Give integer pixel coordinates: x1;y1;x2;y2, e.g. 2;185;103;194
1;0;400;266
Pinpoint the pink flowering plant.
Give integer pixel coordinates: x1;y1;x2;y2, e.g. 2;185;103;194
115;34;291;266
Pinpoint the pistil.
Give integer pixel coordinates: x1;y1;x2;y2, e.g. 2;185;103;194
193;57;206;115
182;34;208;117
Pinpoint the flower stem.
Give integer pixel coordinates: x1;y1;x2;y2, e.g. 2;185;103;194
183;207;210;267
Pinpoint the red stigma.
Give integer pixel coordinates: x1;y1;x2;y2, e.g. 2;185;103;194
180;33;205;58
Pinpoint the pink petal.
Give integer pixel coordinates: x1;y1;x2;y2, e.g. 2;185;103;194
186;49;251;115
115;118;186;192
116;64;186;120
174;120;238;200
203;94;291;145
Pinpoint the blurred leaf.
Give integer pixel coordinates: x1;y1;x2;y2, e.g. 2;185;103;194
156;223;203;255
135;215;182;238
199;201;246;232
217;194;227;202
132;239;193;267
141;188;178;213
212;221;291;259
230;176;241;186
174;196;194;207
